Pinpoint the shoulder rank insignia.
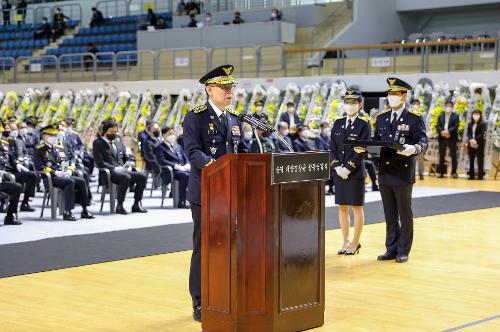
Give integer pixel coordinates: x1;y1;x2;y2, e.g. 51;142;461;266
358;116;369;122
348;160;356;168
192;105;208;114
226;107;239;116
377;109;391;117
35;143;46;149
408;109;422;117
334;115;346;122
54;144;64;149
0;139;8;144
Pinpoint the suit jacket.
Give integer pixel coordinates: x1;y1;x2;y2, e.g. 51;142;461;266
93;135;127;170
279;112;301;127
315;133;330;151
374;108;428;186
272;135;292;152
155;141;188;168
293;137;314;152
183;102;244;205
467;121;486;147
330;116;371;179
436;112;459;142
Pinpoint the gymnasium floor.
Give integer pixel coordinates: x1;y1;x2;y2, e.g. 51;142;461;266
1;178;499;332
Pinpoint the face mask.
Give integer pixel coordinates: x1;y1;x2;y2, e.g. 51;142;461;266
323;128;331;136
387;95;402;108
166;135;176;143
153;131;160;138
271;13;277;18
47;136;58;145
283;129;289;136
445;107;452;113
475;93;481;98
19;128;28;136
27;127;34;134
472;114;480;122
57;131;65;139
344;104;358;116
301;130;310;139
244;131;253;140
9;130;18;138
106;133;116;141
206;17;211;22
255;106;263;113
2;131;10;137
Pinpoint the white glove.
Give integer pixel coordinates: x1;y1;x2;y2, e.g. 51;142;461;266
174;164;183;171
114;166;125;173
55;170;70;178
335;166;348;180
184;164;191;171
16;164;29;172
341;167;351;177
397;144;417;157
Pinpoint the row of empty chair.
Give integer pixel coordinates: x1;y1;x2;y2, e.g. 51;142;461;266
62;33;137;46
45;43;136;56
1;39;49;50
78;24;138;36
30;53;138;65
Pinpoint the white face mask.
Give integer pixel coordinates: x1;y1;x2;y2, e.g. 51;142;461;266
19;128;28;136
283;129;289;136
244;131;253;140
27;127;34;134
445;107;452;113
255;106;263;113
65;127;73;134
47;136;58;145
387;95;402;108
165;135;176;144
57;131;65;139
344;104;358;116
9;130;18;138
301;130;310;138
472;114;480;122
323;128;331;136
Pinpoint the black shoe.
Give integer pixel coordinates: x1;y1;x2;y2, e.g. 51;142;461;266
345;244;361;255
20;202;36;212
396;254;409;263
63;211;77;221
437;174;444;178
81;211;95;219
131;203;148;213
177;200;190;209
193;305;201;322
115;205;128;215
377;252;397;261
337;241;350;255
372;185;379;192
4;214;22;225
419;174;424;180
451;173;458;179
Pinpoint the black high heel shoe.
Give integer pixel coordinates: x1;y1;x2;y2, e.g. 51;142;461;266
345;243;361;255
337;241;351;255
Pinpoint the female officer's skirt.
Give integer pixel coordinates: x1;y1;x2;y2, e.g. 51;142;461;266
334;176;365;206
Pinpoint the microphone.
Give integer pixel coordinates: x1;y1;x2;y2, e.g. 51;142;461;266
239;114;275;133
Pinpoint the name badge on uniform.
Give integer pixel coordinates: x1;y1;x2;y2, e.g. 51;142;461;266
208;123;217;135
59;151;66;157
210;146;217;155
231;125;241;136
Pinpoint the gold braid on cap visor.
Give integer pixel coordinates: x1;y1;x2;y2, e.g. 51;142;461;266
205;76;237;86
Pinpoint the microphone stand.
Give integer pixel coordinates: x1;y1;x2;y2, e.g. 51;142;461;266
252;126;264;153
271;132;293;152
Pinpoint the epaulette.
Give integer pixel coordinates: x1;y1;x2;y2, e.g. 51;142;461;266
377;109;391;117
54;144;64;149
35;143;45;149
334;115;346;122
358;116;369;122
192;105;207;114
0;139;9;144
408;109;422;117
226;108;239;116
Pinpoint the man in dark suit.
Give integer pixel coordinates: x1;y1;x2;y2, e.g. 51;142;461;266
436;99;459;178
374;77;427;263
93;119;148;215
182;64;244;322
279;101;301;140
137;120;152;150
155;126;190;208
141;121;161;179
293;125;315;152
273;121;293;152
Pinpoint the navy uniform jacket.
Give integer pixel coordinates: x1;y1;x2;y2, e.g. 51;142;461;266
272;135;292;152
315;133;330;151
155;141;188;168
293;137;314;152
183;102;244;205
330;115;371;179
436;112;460;142
374;108;427;186
34;142;71;176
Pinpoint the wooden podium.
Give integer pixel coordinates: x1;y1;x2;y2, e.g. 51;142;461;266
201;152;326;332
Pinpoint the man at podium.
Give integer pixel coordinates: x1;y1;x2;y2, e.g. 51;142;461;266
182;64;244;322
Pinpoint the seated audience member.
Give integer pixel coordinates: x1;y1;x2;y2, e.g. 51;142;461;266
93;119;148;215
232;11;244;24
250;114;276;153
273;121;292;152
270;8;282;21
279;101;301;140
241;122;253;151
187;13;198;27
34;17;52;40
315;121;331;151
155;127;190;208
293;125;314;152
34;124;94;221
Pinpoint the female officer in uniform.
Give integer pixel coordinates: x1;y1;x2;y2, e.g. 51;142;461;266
330;90;370;255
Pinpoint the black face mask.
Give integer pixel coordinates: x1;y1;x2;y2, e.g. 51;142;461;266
2;131;10;137
106;133;116;141
153;131;160;138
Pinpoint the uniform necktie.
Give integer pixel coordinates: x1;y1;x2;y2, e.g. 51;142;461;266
219;112;227;137
390;113;398;133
